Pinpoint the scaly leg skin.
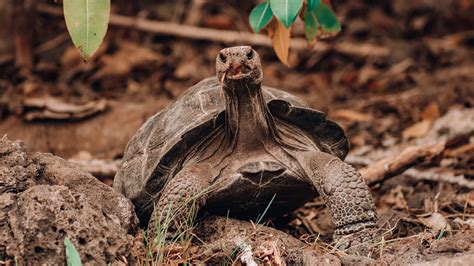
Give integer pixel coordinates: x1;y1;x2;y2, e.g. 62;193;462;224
147;164;213;243
298;151;378;253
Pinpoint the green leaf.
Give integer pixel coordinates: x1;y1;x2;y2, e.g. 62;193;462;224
65;237;82;266
315;3;341;33
63;0;110;61
304;10;318;42
306;0;321;11
249;2;273;33
270;0;302;28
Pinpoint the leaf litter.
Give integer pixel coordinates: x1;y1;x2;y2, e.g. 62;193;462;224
0;0;473;264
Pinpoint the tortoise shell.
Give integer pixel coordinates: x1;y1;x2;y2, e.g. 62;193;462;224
114;77;348;219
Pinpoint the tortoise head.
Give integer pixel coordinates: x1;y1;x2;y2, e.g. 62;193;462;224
216;46;263;86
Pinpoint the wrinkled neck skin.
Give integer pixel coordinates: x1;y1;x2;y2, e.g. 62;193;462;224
223;79;278;150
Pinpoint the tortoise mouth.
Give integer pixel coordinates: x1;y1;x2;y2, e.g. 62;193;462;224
224;66;258;80
227;72;251;80
225;65;254;80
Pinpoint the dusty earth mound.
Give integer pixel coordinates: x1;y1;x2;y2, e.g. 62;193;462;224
0;137;138;264
193;216;337;265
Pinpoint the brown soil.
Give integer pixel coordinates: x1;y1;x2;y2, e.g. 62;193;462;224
1;0;473;264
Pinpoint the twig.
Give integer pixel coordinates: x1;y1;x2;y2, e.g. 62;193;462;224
184;0;206;25
344;154;374;166
0;33;69;65
296;213;315;235
403;168;474;189
360;141;446;186
0;54;14;65
36;4;390;58
69;159;120;179
35;33;69;54
349;142;474;189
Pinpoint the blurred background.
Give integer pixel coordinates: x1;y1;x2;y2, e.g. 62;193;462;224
0;0;473;252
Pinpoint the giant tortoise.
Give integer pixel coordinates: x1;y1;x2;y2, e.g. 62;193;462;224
114;46;378;244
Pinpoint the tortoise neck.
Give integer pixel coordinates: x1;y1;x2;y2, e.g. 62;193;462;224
223;80;277;148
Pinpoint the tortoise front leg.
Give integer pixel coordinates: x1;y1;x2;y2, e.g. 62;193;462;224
147;164;214;241
297;151;378;249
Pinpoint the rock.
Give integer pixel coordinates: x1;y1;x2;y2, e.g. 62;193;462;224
1;186;130;264
0;137;138;264
339;254;375;265
304;253;341;266
29;152;137;232
411;254;474;266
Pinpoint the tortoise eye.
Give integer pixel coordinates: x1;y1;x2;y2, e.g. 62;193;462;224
246;50;254;60
219;53;227;63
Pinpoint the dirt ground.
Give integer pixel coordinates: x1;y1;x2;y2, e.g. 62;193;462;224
1;0;473;264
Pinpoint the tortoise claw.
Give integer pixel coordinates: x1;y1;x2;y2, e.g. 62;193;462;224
333;227;380;255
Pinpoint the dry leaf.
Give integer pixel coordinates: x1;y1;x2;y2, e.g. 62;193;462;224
402;119;433;139
421;102;440;120
358;64;380;85
22;97;107;121
61;46;84;69
331;109;373;123
61;42;108;70
270;241;284;266
382;186;408;210
269;20;291;66
467;191;474;207
423;194;434;213
457;191;474;208
256;240;285;266
453;218;474;228
91;41;162;80
419;212;450;232
446;142;474;157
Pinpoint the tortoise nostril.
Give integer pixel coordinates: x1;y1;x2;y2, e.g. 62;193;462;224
230;62;242;69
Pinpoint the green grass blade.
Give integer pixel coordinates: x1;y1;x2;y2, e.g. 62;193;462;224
256;193;277;224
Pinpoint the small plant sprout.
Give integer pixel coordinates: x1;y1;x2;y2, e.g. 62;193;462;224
64;237;82;266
